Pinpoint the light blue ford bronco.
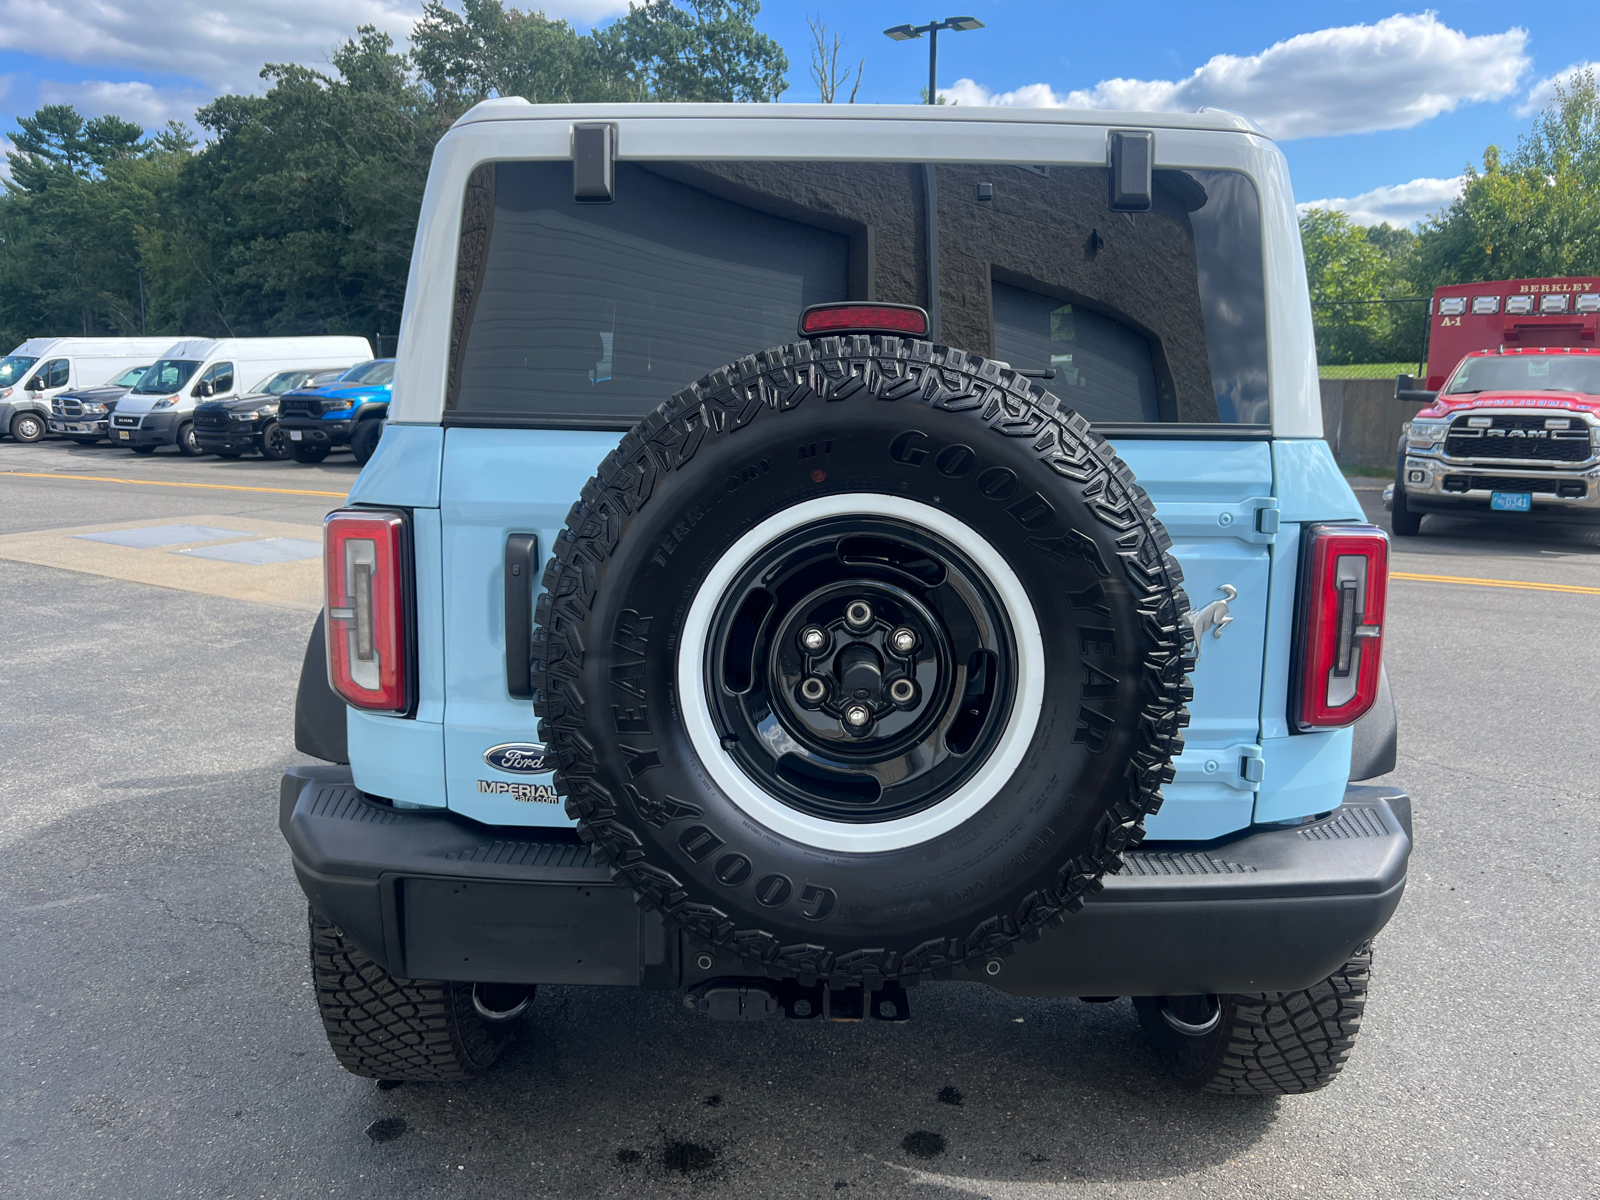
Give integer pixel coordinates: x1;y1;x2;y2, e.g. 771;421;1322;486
282;102;1407;1094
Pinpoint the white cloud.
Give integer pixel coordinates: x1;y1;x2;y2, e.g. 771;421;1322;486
0;134;12;181
0;2;627;95
1518;61;1599;117
1297;176;1463;228
940;13;1530;140
36;80;209;129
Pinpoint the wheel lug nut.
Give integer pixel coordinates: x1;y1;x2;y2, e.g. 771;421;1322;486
844;704;871;728
845;600;873;628
891;628;917;653
799;625;827;652
799;677;827;702
889;678;916;704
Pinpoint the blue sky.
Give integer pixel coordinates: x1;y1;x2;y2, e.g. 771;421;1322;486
0;1;1594;227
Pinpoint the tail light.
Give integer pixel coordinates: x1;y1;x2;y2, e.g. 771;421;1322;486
324;508;412;713
1292;524;1388;731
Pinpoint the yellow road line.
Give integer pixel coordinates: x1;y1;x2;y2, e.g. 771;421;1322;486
0;471;348;499
1391;571;1600;596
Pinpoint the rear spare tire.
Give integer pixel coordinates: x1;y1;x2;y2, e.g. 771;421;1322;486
532;337;1193;984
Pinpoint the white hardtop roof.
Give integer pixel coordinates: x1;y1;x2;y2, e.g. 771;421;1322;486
155;335;373;361
11;336;183;357
453;99;1269;139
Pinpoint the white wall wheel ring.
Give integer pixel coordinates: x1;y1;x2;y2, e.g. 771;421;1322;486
677;493;1045;855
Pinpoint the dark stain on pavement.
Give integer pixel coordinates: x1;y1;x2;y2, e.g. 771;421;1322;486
937;1085;963;1106
901;1131;946;1158
661;1140;720;1173
364;1117;406;1144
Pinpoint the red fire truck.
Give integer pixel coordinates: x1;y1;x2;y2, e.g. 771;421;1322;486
1392;275;1600;535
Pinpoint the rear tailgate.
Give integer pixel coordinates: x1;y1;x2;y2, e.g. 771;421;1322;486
1115;439;1275;839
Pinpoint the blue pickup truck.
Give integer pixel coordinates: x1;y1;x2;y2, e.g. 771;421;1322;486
276;359;395;465
283;103;1405;1095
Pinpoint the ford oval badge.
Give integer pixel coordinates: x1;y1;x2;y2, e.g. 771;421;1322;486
483;743;549;774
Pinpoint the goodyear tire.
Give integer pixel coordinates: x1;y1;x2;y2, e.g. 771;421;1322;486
532;337;1193;985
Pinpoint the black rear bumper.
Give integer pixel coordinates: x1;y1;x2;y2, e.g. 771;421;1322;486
280;765;1410;997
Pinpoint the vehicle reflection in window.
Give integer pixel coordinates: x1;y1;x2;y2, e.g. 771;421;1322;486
992;285;1160;423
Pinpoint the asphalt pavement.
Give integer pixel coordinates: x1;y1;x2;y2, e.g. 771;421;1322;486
3;439;1597;1199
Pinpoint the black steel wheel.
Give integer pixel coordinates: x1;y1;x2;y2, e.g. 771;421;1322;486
260;420;291;461
706;515;1015;825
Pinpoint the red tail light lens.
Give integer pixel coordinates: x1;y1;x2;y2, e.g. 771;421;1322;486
799;303;930;339
324;509;411;713
1293;524;1388;731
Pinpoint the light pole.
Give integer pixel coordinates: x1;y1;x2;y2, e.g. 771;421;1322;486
132;267;147;334
883;16;985;104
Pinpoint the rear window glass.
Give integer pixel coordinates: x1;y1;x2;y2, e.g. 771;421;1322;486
449;160;1267;428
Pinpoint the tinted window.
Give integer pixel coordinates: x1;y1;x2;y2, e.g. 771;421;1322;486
992;285;1159;422
449;160;1266;427
451;162;853;423
204;362;234;394
41;359;70;389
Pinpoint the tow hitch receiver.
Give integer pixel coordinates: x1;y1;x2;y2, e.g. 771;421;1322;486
686;980;911;1022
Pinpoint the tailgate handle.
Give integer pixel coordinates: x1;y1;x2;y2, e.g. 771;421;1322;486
504;533;540;699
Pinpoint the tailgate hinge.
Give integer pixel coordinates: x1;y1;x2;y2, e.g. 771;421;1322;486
1238;745;1265;787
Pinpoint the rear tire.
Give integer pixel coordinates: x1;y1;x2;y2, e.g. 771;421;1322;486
215;450;243;459
1391;458;1422;536
176;422;203;456
9;411;45;443
290;442;330;464
350;417;384;465
308;907;530;1081
131;445;157;455
1134;944;1372;1094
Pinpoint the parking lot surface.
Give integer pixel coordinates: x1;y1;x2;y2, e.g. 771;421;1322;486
3;440;1597;1199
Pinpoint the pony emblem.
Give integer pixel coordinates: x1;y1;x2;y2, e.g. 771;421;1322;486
1188;585;1237;658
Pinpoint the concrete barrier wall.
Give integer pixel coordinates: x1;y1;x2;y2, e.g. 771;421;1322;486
1319;378;1419;469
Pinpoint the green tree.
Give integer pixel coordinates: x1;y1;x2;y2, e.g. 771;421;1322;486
182;25;452;338
1415;69;1600;285
600;0;788;102
0;107;193;341
411;0;639;106
0;1;793;347
1301;209;1421;364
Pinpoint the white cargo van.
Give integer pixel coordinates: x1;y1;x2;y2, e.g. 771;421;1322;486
110;337;374;454
0;337;182;443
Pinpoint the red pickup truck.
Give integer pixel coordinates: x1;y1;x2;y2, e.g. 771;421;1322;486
1393;276;1600;535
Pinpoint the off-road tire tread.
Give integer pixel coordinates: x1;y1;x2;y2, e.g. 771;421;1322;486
1137;944;1372;1094
307;907;518;1081
531;336;1193;983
